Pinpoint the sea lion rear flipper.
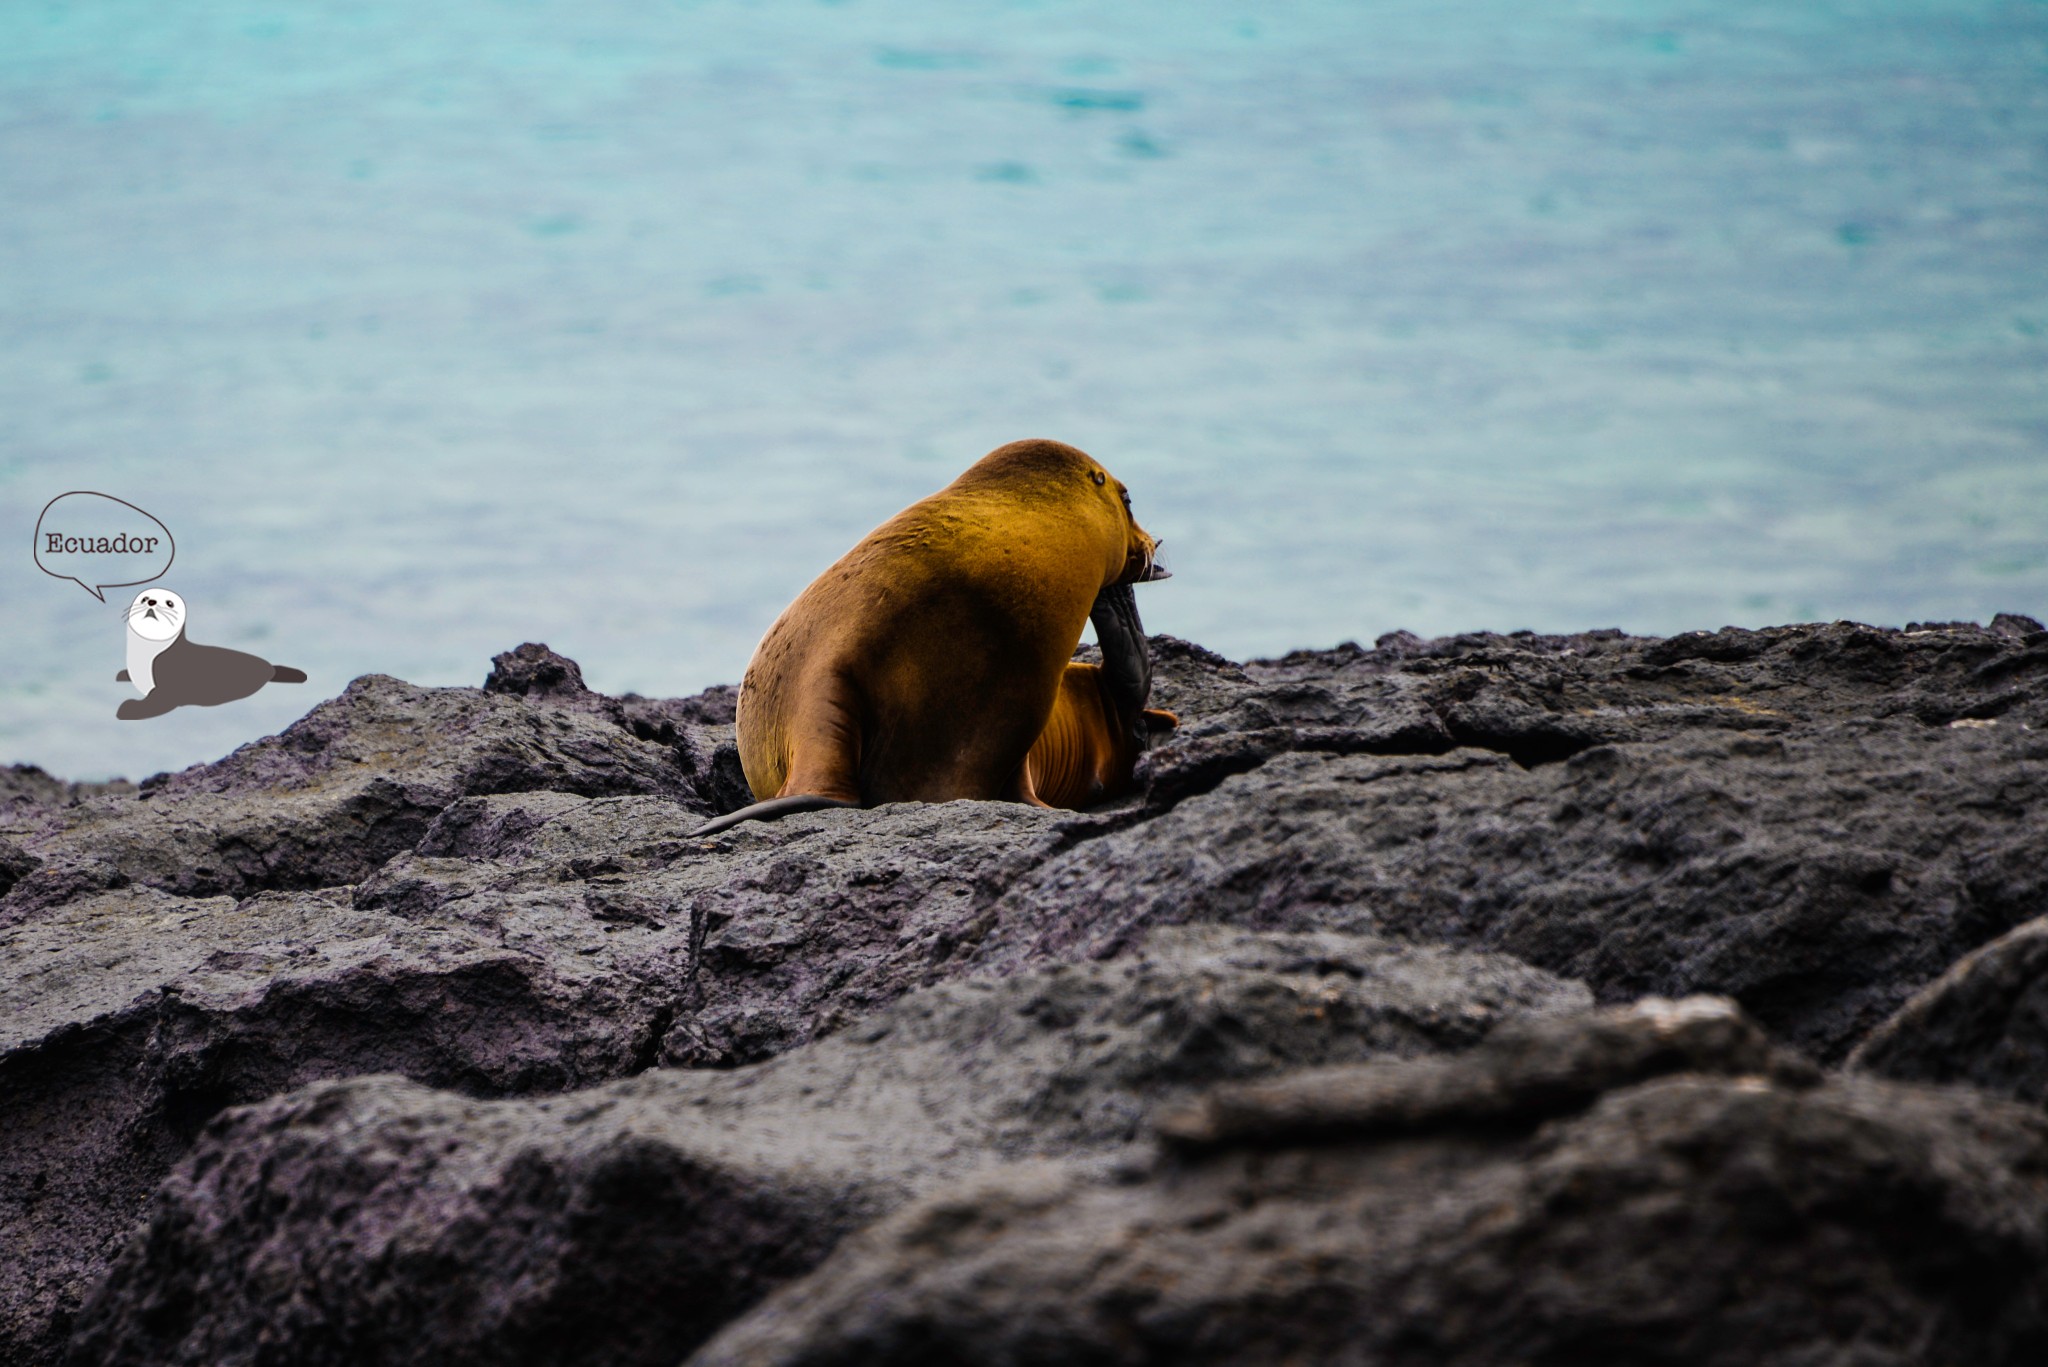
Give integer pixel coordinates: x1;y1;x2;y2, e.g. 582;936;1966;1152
690;794;859;838
1012;757;1057;808
271;666;307;683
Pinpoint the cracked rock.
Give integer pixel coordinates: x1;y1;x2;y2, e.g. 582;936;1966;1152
6;619;2048;1365
1851;914;2048;1108
66;927;1586;1367
691;1005;2048;1367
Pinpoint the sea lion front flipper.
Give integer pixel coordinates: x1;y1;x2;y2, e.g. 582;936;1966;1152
690;794;860;838
1088;582;1154;746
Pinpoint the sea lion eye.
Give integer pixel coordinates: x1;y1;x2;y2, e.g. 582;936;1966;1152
1090;470;1106;487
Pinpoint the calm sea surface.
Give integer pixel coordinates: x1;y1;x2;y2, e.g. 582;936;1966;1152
3;0;2044;780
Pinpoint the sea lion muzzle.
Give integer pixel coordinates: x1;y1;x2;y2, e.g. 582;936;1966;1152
1139;541;1172;582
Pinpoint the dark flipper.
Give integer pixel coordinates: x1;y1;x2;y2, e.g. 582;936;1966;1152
271;666;307;683
1088;582;1155;749
116;693;177;721
690;794;860;838
116;669;130;681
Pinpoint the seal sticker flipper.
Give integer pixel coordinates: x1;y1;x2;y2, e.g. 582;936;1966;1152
116;693;178;721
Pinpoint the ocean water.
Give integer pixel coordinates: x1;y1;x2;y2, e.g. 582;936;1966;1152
2;0;2043;782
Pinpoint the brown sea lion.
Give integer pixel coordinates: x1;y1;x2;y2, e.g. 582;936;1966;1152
1025;582;1178;809
693;439;1167;836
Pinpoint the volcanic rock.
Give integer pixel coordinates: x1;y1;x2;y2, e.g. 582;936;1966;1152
1851;914;2048;1107
691;999;2048;1367
3;617;2045;1365
0;669;712;920
971;720;2048;1062
66;928;1586;1367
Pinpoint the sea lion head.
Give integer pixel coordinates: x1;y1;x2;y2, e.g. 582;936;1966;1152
960;439;1171;588
1107;473;1170;587
124;588;185;644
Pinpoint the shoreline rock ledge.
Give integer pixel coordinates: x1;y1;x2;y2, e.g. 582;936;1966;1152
1;618;2045;1366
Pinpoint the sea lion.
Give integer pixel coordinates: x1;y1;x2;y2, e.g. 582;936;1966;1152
115;588;306;720
693;439;1168;836
1026;582;1178;809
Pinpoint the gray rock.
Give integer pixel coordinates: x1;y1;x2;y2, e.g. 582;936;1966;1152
0;672;714;921
1150;618;2048;791
0;881;662;1365
0;791;1074;1364
481;641;598;701
691;1001;2048;1367
0;764;137;831
7;619;2048;1363
1158;993;1820;1149
65;927;1587;1367
0;836;38;901
1851;915;2048;1107
481;642;737;764
970;720;2048;1062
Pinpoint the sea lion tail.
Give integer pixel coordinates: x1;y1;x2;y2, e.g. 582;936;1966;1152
271;666;308;683
690;794;859;838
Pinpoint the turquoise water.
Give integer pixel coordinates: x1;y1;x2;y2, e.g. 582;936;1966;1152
3;0;2044;781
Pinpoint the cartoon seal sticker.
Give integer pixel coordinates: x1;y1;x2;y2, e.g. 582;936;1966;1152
695;438;1169;836
116;588;307;720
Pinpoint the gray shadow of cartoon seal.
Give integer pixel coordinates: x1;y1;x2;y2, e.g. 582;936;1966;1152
116;588;307;720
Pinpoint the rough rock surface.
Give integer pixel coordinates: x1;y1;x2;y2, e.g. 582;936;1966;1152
66;928;1585;1367
1155;992;1819;1149
973;620;2048;1061
692;999;2048;1367
1;656;714;926
3;619;2046;1365
0;793;1072;1364
1851;914;2048;1107
970;723;2048;1062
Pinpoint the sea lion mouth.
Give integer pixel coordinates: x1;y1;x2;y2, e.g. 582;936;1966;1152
1138;542;1171;582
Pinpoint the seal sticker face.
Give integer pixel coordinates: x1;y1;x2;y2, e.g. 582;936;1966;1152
125;589;184;643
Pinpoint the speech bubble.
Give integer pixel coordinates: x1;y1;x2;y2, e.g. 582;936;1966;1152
34;491;177;602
